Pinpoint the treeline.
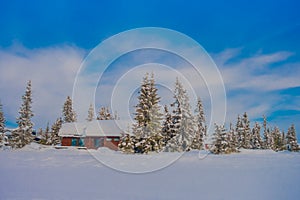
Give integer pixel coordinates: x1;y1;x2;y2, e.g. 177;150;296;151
119;73;299;154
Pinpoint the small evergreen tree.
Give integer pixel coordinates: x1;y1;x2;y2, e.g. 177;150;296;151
97;106;114;120
49;118;62;145
251;122;263;149
191;98;206;150
118;134;135;153
235;115;244;148
87;104;95;121
62;96;77;123
263;115;271;149
161;105;174;145
286;124;299;152
211;124;231;154
10;80;34;148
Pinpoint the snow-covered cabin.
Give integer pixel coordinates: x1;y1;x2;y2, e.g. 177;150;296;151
58;121;126;150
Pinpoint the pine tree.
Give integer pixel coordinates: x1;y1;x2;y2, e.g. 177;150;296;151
241;112;252;149
49;118;62;145
251;122;263;149
40;123;50;145
271;127;285;151
87;103;94;121
97;106;114;120
161;105;174;145
228;122;239;152
211;124;231;154
165;78;195;152
62;96;77;123
118;134;135;153
132;73;163;152
0;101;5;133
0;102;5;146
235;115;244;148
191;98;206;150
10;80;34;148
263;115;271;149
286;124;299;152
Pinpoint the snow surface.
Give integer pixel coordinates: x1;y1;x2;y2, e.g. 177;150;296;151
0;145;300;200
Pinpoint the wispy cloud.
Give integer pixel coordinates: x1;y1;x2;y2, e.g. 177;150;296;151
0;43;85;127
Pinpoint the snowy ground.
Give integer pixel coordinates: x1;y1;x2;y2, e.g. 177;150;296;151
0;144;300;200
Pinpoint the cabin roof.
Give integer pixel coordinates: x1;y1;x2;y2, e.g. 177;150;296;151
59;120;129;137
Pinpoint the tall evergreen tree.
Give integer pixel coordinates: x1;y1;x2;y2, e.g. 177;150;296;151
263;115;271;149
87;103;94;121
132;73;163;138
191;98;206;150
241;112;252;149
62;96;77;123
165;78;195;152
10;80;34;148
0;101;5;133
286;124;299;152
0;101;5;146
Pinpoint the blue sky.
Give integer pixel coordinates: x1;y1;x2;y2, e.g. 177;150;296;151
0;0;300;137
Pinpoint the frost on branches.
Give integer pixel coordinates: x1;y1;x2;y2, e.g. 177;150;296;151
62;96;77;123
10;80;34;148
97;106;115;120
165;78;196;152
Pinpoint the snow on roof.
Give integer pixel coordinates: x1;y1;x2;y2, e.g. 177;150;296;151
59;120;129;137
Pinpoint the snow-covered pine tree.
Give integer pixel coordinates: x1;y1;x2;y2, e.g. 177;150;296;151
211;124;231;154
165;78;195;152
263;115;271;149
86;103;94;122
0;102;5;146
228;122;239;152
40;123;50;145
0;101;5;133
49;118;62;145
251;122;263;149
271;127;285;151
132;73;163;152
10;80;34;148
235;115;244;148
118;133;135;153
241;112;252;149
161;105;174;145
97;106;114;120
286;124;299;152
62;96;77;123
191;98;206;150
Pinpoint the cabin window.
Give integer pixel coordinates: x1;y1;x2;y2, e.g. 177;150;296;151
94;138;104;148
79;138;85;147
113;138;120;142
106;138;112;141
71;138;78;146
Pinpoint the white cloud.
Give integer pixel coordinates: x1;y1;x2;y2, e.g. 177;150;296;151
0;43;85;128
